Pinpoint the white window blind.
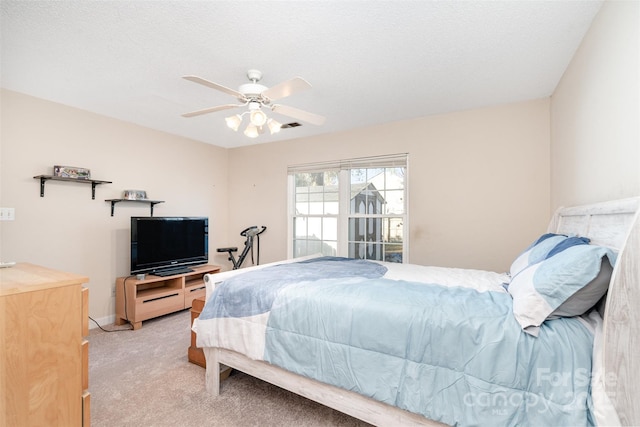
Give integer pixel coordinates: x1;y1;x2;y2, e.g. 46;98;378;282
287;153;408;174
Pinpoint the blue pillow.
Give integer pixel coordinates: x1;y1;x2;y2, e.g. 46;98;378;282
509;234;567;278
508;244;616;335
509;234;591;279
546;236;591;258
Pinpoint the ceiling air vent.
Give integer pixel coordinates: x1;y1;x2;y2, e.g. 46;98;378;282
281;122;302;129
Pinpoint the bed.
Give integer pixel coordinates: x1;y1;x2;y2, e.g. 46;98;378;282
193;197;640;426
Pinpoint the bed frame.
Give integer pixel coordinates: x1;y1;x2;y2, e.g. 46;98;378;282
203;197;640;426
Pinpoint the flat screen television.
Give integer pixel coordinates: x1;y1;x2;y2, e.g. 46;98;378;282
130;216;208;276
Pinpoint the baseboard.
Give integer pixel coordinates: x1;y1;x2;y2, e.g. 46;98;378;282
88;314;116;330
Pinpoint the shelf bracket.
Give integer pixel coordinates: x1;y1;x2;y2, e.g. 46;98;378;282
91;182;98;199
150;201;163;217
38;176;49;197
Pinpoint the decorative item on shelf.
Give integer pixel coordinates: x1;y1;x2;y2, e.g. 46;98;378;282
122;189;148;200
53;165;91;180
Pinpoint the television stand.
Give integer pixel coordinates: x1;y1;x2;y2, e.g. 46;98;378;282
115;264;220;330
153;267;194;277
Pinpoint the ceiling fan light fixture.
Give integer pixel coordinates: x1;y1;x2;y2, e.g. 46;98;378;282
249;109;268;127
182;69;325;139
244;124;260;138
225;114;243;131
267;118;282;135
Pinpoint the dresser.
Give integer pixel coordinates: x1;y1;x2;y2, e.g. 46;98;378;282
0;263;90;426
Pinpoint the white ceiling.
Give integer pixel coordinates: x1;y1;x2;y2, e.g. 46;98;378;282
1;1;602;149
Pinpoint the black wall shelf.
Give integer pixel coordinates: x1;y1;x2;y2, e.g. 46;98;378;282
34;175;112;199
105;199;165;217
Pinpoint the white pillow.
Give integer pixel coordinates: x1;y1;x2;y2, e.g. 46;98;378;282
508;245;616;336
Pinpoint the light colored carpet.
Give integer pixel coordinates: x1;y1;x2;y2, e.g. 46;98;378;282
89;309;372;427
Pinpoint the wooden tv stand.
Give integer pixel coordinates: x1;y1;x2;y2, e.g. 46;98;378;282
115;264;220;330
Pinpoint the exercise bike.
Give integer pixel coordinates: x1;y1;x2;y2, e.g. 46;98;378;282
216;225;267;270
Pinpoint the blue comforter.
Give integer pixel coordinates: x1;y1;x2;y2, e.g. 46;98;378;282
199;257;595;426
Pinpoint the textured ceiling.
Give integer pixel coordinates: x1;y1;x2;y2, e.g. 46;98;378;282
1;1;602;149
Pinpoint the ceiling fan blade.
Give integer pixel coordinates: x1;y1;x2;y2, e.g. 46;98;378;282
182;75;245;100
271;104;326;126
182;104;241;118
262;77;312;102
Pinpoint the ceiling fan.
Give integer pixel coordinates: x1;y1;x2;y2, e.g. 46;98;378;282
181;69;325;137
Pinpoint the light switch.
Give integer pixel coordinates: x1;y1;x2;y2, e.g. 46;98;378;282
0;207;15;221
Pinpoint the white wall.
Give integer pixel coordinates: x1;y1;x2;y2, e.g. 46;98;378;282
551;0;640;209
226;99;551;273
0;89;229;322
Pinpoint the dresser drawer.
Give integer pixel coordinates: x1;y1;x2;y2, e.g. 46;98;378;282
82;340;89;390
82;287;89;336
185;285;206;309
82;391;91;427
136;290;185;321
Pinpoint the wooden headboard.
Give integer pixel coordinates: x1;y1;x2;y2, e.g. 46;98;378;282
548;197;639;250
549;197;639;426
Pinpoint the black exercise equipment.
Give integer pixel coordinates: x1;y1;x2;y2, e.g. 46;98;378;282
216;225;267;270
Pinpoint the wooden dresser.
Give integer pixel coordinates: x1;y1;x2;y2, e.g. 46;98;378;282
0;263;90;427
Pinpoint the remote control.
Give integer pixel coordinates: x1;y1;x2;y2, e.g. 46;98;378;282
0;261;16;268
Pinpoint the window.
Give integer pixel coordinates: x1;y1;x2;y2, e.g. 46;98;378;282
288;154;408;263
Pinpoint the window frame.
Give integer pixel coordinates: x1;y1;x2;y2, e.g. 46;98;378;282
287;154;409;263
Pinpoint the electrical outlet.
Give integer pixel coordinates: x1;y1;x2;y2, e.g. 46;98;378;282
0;208;15;221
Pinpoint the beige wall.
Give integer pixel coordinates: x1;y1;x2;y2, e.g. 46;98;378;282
551;0;640;209
1;94;551;324
227;99;551;273
0;89;229;322
1;0;635;327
